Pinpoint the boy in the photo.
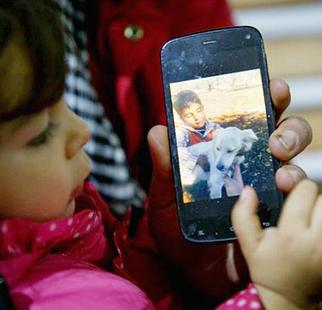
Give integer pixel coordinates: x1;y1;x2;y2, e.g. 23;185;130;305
174;89;244;201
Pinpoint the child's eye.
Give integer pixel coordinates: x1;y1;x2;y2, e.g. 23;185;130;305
27;122;58;147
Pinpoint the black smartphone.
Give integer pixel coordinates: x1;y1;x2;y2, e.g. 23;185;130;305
161;26;283;243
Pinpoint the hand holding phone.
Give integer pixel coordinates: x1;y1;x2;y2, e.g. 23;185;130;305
161;26;283;243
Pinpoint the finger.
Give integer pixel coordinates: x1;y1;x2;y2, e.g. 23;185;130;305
147;125;175;209
269;116;312;161
231;186;262;257
278;179;319;229
270;78;291;121
310;194;322;233
275;164;307;193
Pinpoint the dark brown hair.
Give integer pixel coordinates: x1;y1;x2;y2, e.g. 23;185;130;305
173;90;202;116
0;0;66;121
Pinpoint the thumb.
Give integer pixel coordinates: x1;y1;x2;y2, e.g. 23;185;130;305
147;125;175;209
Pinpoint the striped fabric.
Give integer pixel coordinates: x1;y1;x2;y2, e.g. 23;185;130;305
55;0;145;214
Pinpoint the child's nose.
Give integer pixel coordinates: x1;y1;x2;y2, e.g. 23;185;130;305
65;112;91;159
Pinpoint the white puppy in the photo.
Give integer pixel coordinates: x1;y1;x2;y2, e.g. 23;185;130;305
186;127;258;199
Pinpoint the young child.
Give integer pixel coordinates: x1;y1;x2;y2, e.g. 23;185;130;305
174;90;244;201
0;1;155;308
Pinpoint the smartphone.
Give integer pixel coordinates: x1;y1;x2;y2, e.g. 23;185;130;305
161;26;283;243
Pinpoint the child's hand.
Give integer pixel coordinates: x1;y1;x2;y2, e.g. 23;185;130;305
232;180;322;309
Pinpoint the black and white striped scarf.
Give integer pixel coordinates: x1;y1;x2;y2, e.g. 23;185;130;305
55;0;145;214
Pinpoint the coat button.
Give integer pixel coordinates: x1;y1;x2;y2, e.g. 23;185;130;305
123;25;144;41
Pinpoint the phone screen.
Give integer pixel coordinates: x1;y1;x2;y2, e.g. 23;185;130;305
161;27;283;242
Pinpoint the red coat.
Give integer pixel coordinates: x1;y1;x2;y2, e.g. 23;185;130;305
88;0;234;187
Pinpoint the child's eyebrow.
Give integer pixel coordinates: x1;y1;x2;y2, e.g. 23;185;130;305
9;115;35;134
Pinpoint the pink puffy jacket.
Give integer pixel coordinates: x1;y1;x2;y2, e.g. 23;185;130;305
0;182;153;309
0;182;264;309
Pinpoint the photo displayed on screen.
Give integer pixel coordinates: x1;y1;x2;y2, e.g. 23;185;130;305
170;69;276;203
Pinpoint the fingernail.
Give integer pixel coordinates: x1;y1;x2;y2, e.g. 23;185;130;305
277;130;298;151
285;166;306;184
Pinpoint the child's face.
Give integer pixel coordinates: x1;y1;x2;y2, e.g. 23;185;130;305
180;102;207;129
0;99;91;221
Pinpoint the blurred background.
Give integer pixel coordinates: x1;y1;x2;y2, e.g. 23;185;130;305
229;0;322;189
